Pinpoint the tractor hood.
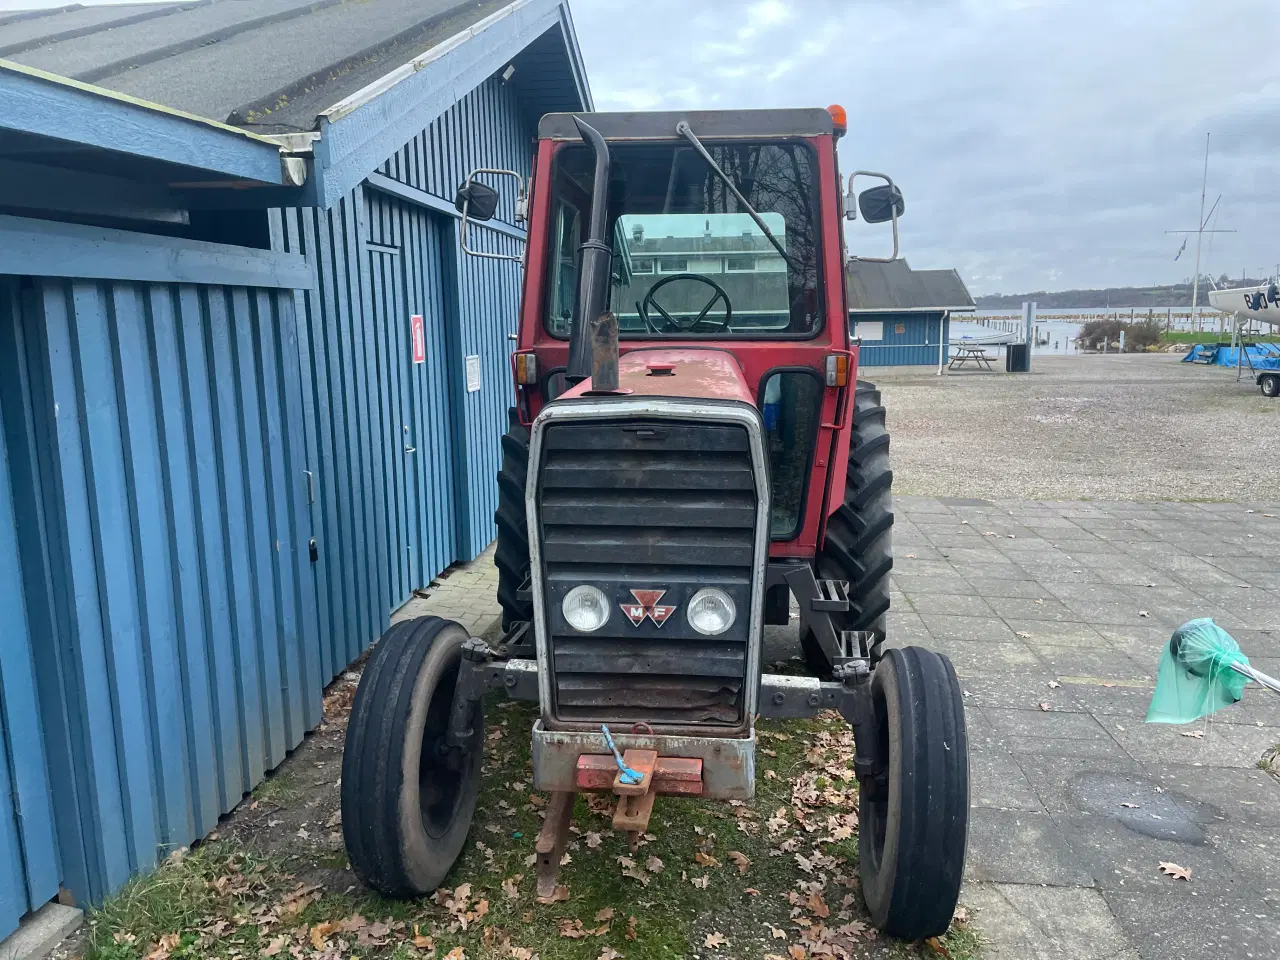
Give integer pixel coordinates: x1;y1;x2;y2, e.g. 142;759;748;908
560;349;755;405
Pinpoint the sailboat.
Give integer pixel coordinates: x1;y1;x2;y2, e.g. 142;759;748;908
1207;282;1280;328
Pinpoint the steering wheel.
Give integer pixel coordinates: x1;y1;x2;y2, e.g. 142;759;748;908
639;273;733;332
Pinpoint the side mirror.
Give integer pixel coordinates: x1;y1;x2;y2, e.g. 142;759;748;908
858;183;905;224
454;168;527;264
454;180;500;221
845;170;902;263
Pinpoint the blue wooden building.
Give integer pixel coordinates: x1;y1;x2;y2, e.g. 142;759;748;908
846;259;976;368
0;0;589;938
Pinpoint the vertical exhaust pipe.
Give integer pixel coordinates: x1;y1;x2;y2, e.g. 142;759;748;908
566;117;615;386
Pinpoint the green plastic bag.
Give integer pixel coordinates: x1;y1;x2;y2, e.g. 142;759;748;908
1146;618;1251;724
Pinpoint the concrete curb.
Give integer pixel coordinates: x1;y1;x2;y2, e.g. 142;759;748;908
0;903;83;960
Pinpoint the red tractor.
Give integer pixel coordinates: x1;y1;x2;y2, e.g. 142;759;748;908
341;107;969;940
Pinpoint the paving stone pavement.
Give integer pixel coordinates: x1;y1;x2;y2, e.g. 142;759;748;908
398;502;1280;958
889;496;1280;960
390;542;501;636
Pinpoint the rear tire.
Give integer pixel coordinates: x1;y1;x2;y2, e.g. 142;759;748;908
858;647;969;940
495;408;532;629
1261;374;1280;398
341;617;483;898
805;380;894;671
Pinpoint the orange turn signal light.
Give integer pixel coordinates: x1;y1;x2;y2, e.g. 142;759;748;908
515;352;538;385
827;104;848;138
825;354;849;387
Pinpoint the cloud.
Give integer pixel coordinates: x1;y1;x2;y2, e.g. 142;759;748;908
570;0;1279;294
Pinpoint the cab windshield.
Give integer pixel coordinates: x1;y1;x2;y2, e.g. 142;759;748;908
544;140;823;338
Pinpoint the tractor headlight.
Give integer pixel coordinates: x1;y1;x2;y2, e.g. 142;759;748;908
562;584;610;633
687;588;736;636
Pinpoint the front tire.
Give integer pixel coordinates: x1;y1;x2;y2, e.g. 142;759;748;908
859;647;969;940
1261;374;1280;398
805;380;894;671
495;408;533;629
341;617;483;898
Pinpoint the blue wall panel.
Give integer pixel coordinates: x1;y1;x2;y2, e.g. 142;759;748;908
378;75;532;231
0;282;61;934
272;70;532;676
853;311;949;367
0;270;319;912
446;223;521;559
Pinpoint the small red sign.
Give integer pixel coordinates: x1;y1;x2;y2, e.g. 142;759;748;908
410;314;425;364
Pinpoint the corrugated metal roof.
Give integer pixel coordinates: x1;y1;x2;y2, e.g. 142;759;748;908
0;0;576;134
846;258;976;312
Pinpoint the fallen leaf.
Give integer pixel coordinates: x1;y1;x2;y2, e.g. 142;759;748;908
1120;802;1139;808
769;925;787;940
704;932;729;949
144;933;180;960
626;916;638;941
502;875;522;899
805;891;830;918
1048;680;1061;689
413;932;435;949
1159;861;1191;881
1180;730;1205;739
339;913;367;933
585;831;604;849
598;949;623;960
744;887;761;896
788;946;806;960
728;851;751;874
925;936;952;958
904;553;917;559
595;907;615;922
695;851;718;867
1138;610;1150;618
952;905;970;924
1015;631;1032;639
445;948;467;960
559;919;588;939
645;856;664;873
1038;702;1052;711
690;875;710;889
310;922;340;951
536;884;569;904
261;937;286;957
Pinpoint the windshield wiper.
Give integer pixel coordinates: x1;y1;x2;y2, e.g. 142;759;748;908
675;119;799;270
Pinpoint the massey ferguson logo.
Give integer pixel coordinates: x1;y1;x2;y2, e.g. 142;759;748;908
621;589;676;627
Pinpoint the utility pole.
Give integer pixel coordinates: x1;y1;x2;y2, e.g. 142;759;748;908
1166;133;1234;331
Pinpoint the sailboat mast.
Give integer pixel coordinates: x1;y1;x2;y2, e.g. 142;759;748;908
1190;132;1209;330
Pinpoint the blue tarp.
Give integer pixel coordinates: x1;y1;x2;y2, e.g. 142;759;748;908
1182;342;1280;370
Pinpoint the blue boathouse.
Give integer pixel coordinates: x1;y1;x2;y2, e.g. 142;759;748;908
846;259;976;368
0;0;589;936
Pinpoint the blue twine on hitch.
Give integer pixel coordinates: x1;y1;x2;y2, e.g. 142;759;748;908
601;724;643;785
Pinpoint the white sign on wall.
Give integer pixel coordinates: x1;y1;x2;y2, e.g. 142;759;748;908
853;321;884;342
465;355;481;393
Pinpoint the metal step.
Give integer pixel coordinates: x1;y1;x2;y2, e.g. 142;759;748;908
810;579;851;613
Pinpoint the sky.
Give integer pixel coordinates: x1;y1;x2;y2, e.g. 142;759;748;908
5;0;1277;294
569;0;1280;295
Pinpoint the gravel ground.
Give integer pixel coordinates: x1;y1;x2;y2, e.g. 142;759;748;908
873;353;1279;501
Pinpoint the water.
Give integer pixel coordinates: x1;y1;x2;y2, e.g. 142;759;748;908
954;306;1253;359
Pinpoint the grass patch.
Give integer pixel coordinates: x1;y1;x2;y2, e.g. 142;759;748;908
1159;330;1280;344
86;699;981;959
251;770;300;808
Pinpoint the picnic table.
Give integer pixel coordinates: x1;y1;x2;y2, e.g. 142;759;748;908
949;343;998;371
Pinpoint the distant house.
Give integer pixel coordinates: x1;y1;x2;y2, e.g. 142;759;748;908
846;259;977;368
0;0;588;933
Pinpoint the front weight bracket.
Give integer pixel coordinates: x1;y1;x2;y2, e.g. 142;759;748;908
835;658;888;792
446;637;494;747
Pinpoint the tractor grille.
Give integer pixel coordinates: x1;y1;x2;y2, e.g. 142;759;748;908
536;419;760;726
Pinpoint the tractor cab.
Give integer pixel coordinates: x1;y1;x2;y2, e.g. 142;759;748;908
340;108;968;943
